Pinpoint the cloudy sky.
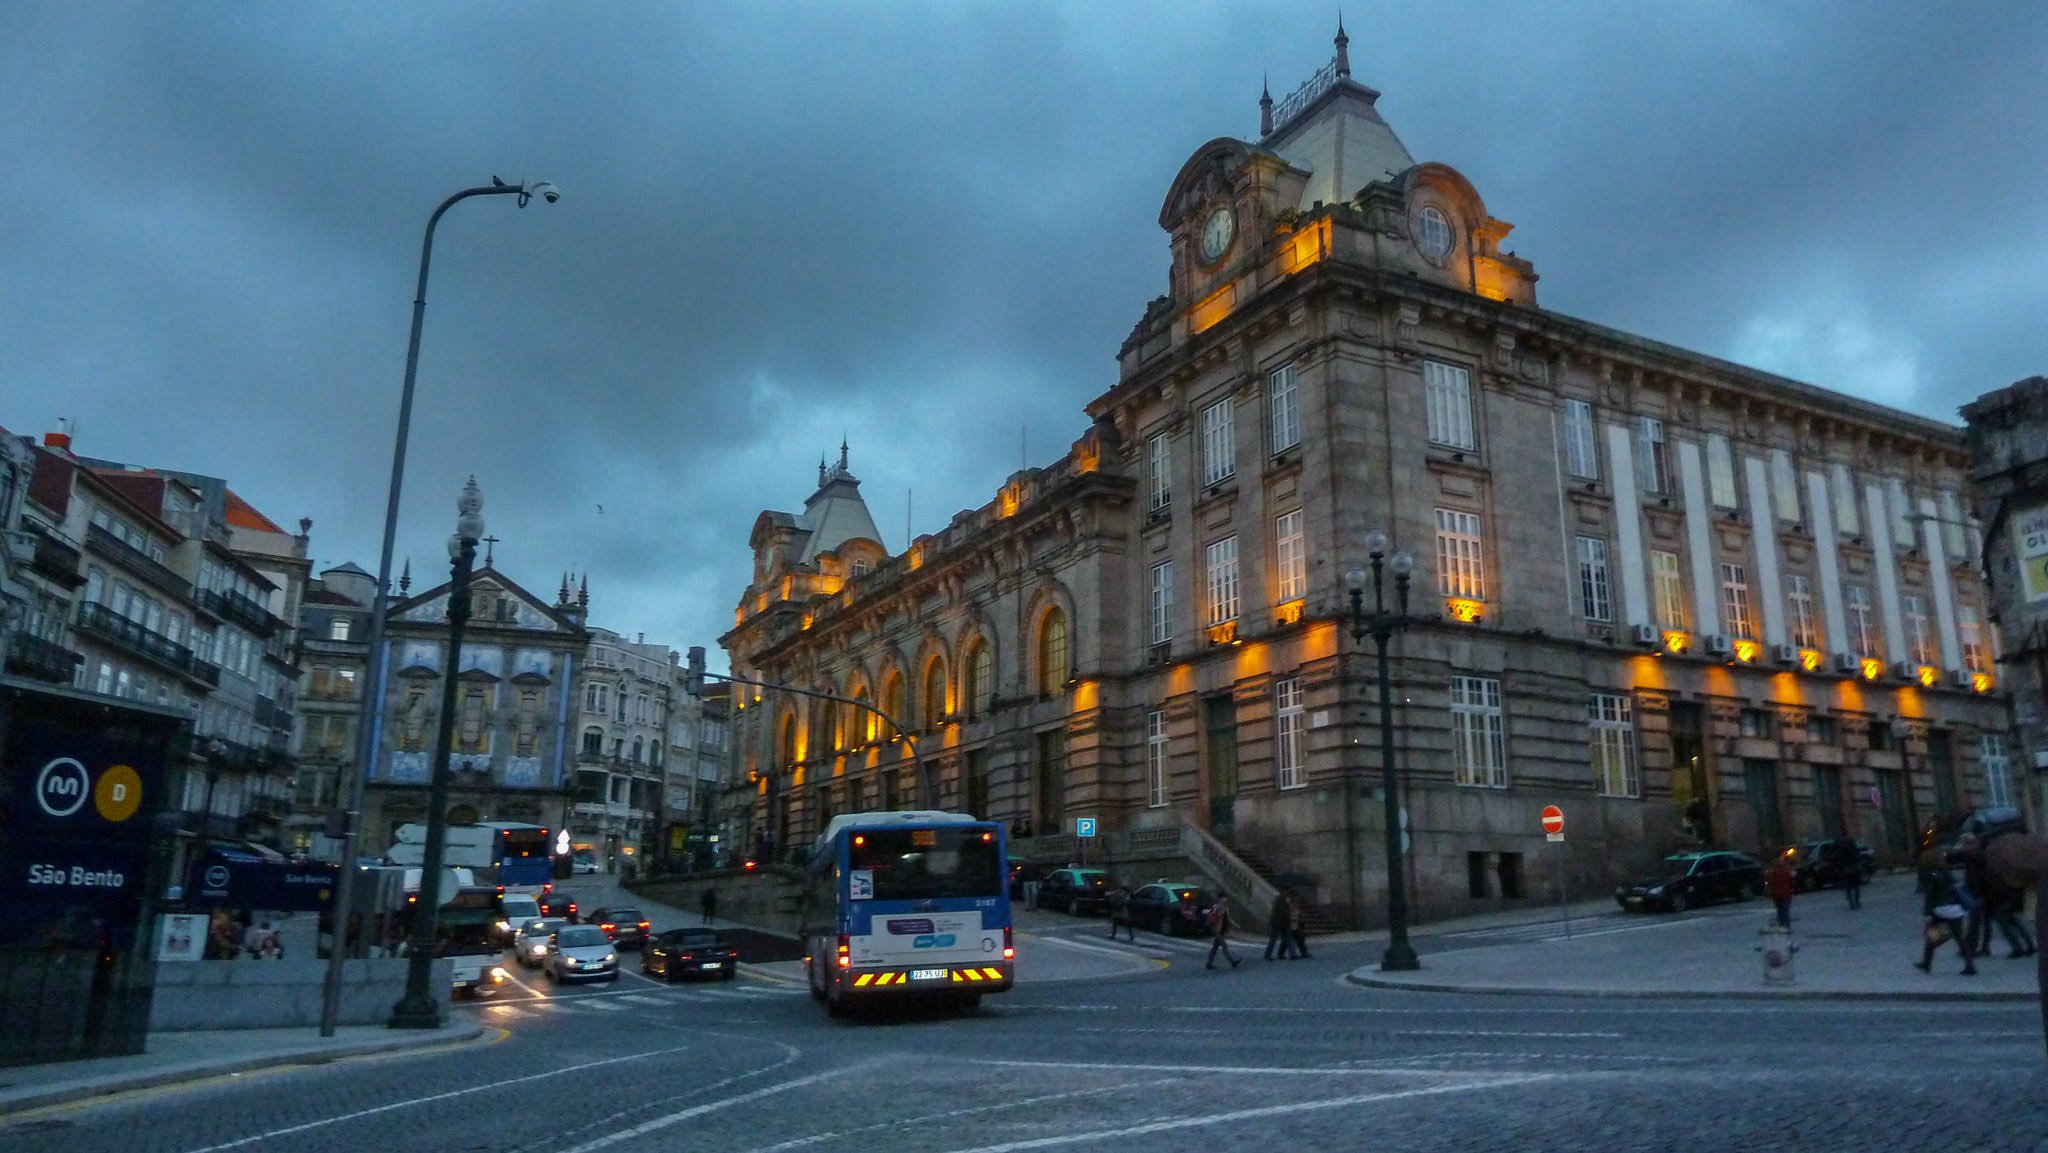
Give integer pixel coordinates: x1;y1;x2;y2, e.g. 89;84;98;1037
6;2;2043;666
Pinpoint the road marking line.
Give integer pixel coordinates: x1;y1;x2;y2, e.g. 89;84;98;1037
732;1077;1184;1153
1397;1030;1623;1039
577;998;627;1011
1027;936;1162;962
616;994;666;1006
558;1067;844;1153
980;1059;1462;1077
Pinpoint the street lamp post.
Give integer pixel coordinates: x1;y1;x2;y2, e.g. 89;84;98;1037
389;479;485;1030
320;178;557;1037
1346;531;1421;972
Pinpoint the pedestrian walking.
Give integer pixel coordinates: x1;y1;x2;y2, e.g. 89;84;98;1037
1915;848;1977;976
1264;889;1297;960
1107;885;1136;942
1764;851;1797;929
701;887;718;926
1832;838;1863;910
1205;894;1241;970
1956;833;1994;958
1288;891;1312;960
1022;866;1042;912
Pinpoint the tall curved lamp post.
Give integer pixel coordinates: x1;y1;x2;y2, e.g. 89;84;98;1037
389;478;486;1029
1345;530;1421;972
321;179;558;1038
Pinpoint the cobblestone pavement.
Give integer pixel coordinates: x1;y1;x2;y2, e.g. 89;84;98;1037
3;933;2042;1153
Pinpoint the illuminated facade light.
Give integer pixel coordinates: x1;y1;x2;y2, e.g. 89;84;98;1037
1662;630;1689;655
1207;620;1239;646
1973;672;1995;694
1860;658;1883;681
1445;598;1484;623
1916;665;1939;687
1732;639;1759;664
1798;648;1822;672
1274;599;1305;626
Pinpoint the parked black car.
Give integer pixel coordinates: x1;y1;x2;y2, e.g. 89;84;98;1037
1037;867;1113;915
642;927;739;982
1785;839;1876;891
1125;882;1216;936
1614;850;1764;912
1009;860;1050;901
589;906;650;950
535;891;580;923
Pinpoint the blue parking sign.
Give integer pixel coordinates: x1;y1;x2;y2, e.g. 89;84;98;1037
1076;818;1097;838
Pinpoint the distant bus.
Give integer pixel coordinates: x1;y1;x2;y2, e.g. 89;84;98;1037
388;821;552;888
800;811;1013;1016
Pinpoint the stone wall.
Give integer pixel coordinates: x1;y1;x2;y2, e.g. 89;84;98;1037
148;957;445;1031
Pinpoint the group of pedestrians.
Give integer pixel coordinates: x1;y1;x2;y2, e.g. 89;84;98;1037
1916;833;2037;976
1098;881;1311;971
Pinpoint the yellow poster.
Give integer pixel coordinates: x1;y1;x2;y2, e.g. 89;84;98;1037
2015;506;2048;602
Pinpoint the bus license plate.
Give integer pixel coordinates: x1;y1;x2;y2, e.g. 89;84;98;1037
910;968;948;981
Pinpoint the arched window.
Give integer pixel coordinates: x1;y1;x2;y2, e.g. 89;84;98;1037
966;641;993;717
822;699;842;753
779;714;798;767
854;687;877;744
923;659;948;728
1038;609;1069;697
631;736;643;764
880;672;904;740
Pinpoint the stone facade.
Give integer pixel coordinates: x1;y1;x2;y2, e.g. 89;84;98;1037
567;624;672;872
725;37;2013;925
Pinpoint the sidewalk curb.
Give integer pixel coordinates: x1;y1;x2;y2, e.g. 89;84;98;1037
1343;970;2039;1003
0;1025;490;1118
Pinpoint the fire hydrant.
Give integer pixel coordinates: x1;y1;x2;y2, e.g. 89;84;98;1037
1756;923;1800;984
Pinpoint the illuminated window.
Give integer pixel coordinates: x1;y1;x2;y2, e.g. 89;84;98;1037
1269;363;1300;454
1707;435;1739;510
966;643;993;717
850;559;870;578
1982;733;2013;807
880;673;903;738
1719;563;1753;640
1424;360;1475;451
1451;675;1507;788
1146;711;1170;808
1576;536;1611;623
1903;594;1933;666
1417;205;1453;263
1652;550;1688;631
1275;510;1306;603
779;714;798;765
1960;606;1987;673
1205;537;1240;626
1780;574;1817;650
1563;399;1599;481
1037;610;1069;696
1149;560;1174;646
1201;400;1235;487
329;617;351;641
1846;584;1878;659
1147;433;1172;511
1435;509;1486;600
923;660;948;728
1832;464;1861;538
1590;694;1638;798
1639;418;1669;496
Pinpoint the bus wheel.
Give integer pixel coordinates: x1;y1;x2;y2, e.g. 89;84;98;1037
808;958;826;1001
952;992;982;1013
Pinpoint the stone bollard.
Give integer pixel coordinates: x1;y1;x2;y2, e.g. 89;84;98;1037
1756;923;1799;984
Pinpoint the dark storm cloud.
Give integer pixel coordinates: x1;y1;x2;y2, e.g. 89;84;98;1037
6;2;2043;664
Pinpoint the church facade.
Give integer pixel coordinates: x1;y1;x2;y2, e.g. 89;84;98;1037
725;32;2011;925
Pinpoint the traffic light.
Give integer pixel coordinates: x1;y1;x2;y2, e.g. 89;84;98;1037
684;646;706;697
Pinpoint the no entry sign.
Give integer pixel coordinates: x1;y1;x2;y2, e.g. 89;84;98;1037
1541;805;1565;836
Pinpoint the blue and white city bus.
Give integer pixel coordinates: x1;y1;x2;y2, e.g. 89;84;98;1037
802;810;1014;1015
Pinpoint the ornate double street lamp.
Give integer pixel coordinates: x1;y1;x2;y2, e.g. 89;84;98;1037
1345;531;1421;972
389;478;486;1029
320;178;557;1037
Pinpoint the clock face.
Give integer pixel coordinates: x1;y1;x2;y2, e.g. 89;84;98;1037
1199;206;1234;262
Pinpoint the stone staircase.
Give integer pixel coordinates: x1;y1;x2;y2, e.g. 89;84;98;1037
1227;843;1340;935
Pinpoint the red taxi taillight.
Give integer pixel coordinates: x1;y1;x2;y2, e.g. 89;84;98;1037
837;933;851;969
1003;925;1015;961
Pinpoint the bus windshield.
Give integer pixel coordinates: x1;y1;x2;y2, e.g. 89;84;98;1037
847;828;1003;901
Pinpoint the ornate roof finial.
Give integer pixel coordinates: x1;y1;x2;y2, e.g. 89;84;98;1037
1260;73;1274;136
838;435;849;472
559;572;570;605
398;558;412;594
1335;14;1350;79
818;456;827;487
577;572;589;609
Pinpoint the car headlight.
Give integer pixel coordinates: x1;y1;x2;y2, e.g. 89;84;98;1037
1646;885;1665;896
489;967;509;982
603;954;616;964
495;920;511;933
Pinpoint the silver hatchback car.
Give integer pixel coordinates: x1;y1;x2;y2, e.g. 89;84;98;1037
545;924;619;983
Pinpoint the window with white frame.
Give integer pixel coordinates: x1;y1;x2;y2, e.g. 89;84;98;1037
1832;464;1861;538
1149;561;1174;646
1577;536;1611;622
330;617;351;641
1274;510;1306;603
1450;675;1507;788
1652;550;1688;631
1146;710;1170;807
1982;733;2013;807
1424;360;1475;450
1960;606;1987;673
1639;417;1670;495
850;559;870;578
1719;563;1754;639
1771;451;1802;524
1903;594;1933;665
1590;693;1638;797
1269;363;1300;454
1707;434;1740;509
1205;537;1239;626
1787;575;1819;649
586;682;610;714
1846;584;1878;658
1147;433;1172;511
1435;508;1486;600
1200;400;1235;486
1274;678;1306;790
1563;398;1599;480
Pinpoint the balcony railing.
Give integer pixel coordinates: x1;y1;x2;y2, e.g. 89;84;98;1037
190;658;222;687
254;695;293;732
84;523;192;601
5;631;84;684
23;524;85;588
198;587;278;637
75;601;194;679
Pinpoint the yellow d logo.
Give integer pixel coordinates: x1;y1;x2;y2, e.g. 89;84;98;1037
95;765;143;822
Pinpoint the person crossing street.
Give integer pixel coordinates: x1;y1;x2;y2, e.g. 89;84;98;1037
1107;884;1136;942
1205;894;1241;970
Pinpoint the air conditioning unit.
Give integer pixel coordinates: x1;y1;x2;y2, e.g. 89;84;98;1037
1771;643;1799;666
4;530;33;564
1890;660;1917;681
1834;652;1861;673
1948;669;1974;689
1630;623;1659;646
1705;634;1733;657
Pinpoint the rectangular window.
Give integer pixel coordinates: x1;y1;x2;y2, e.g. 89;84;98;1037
1274;678;1306;790
1639;417;1670;495
1739;708;1776;739
1590;694;1638;798
1450;675;1507;788
1576;536;1611;623
1563;398;1599;480
1983;733;2013;808
1903;594;1933;665
1719;563;1753;639
1787;575;1819;649
1960;606;1987;673
1147;433;1172;511
330;617;351;641
1274;510;1306;603
1707;434;1740;509
1771;450;1802;524
1146;710;1170;807
1205;536;1239;626
1269;362;1300;454
1435;508;1486;600
1652;550;1689;631
1424;360;1476;450
1201;400;1235;487
1832;464;1861;538
1149;561;1174;646
1846;584;1878;658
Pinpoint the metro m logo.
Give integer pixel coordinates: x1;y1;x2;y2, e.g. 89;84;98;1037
35;757;92;818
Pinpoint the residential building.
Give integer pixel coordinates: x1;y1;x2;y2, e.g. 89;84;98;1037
289;562;376;856
568;624;672;873
661;679;732;870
